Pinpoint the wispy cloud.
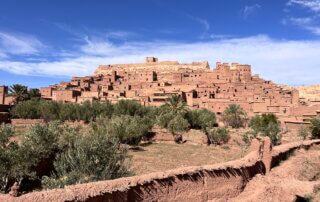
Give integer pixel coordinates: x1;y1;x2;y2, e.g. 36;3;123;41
282;16;320;35
186;15;211;39
1;35;320;85
0;32;44;55
287;0;320;12
243;4;261;19
284;1;320;35
54;22;137;42
209;34;234;40
289;17;313;25
188;15;210;31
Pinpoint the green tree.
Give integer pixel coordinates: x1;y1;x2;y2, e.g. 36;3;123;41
113;100;146;117
0;122;61;193
156;112;176;128
167;114;189;134
8;84;29;103
299;126;310;140
249;113;281;145
222;104;247;128
186;109;217;131
39;100;60;121
42;130;131;189
309;117;320;139
164;95;188;115
28;89;41;99
58;103;77;121
93;115;152;145
91;101;114;118
11;99;41;119
207;127;230;145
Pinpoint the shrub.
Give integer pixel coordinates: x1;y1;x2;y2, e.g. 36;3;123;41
113;100;147;117
58;103;78;121
299;126;310;140
0;124;17;193
207;127;230;145
93;115;152;145
249;113;281;145
186;109;217;131
42;132;131;189
22;122;61;158
91;101;114;118
156;112;176;128
11;99;41;119
222;104;247;128
28;89;41;99
39;100;60;121
242;130;258;145
75;101;95;122
167;114;189;134
0;122;61;193
309;117;320;139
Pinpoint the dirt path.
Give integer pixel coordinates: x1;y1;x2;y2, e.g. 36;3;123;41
229;145;320;202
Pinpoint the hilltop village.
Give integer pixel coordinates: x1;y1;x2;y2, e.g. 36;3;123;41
1;57;320;127
40;57;298;114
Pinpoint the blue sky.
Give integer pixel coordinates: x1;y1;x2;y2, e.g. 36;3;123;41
0;0;320;87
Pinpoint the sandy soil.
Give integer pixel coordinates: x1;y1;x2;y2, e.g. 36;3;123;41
129;141;248;175
229;145;320;202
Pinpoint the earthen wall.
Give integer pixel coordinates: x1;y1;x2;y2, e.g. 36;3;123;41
7;139;320;202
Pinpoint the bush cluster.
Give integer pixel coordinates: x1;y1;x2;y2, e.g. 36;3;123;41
222;104;247;128
0;122;131;192
1;95;230;193
310;117;320;139
11;99;153;122
12;96;221;145
0;122;63;193
246;113;282;145
207;127;230;145
296;117;320;141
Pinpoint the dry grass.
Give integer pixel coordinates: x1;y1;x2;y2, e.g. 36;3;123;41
128;142;248;175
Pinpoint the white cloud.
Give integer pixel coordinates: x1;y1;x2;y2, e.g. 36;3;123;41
289;17;313;25
287;0;320;12
306;26;320;34
0;32;44;55
0;35;320;85
243;4;261;18
106;31;137;40
285;17;320;35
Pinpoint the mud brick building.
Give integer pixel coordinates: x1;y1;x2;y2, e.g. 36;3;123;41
0;57;319;128
37;57;302;116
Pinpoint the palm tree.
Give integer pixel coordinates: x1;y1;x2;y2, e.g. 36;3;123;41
164;95;188;115
222;104;247;128
28;88;41;99
8;84;29;103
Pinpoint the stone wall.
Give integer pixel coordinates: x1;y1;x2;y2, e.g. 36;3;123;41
4;139;319;202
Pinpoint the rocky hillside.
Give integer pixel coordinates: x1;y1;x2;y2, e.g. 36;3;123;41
296;85;320;101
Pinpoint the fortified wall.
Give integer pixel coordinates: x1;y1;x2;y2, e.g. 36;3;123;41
4;139;320;202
